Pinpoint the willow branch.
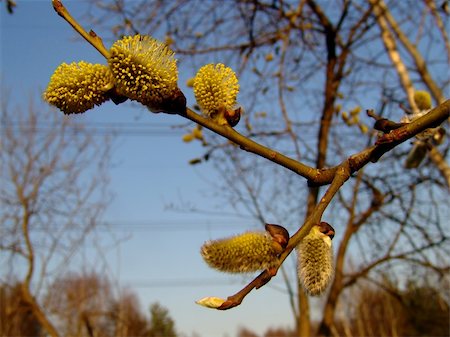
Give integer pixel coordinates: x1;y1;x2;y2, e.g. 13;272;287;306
317;100;450;185
51;0;449;311
52;1;448;188
183;108;318;179
217;161;350;310
52;0;110;58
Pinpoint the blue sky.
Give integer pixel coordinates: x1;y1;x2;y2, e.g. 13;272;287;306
0;2;303;336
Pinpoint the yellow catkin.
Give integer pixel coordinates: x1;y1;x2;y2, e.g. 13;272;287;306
297;226;334;296
44;62;113;114
108;34;178;111
201;231;279;273
193;63;239;122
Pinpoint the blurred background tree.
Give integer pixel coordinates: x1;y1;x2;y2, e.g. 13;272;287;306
0;282;41;336
43;271;178;337
0;93;178;337
148;302;177;337
0;95;113;336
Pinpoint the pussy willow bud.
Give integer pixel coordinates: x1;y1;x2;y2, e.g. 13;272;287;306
196;296;226;309
201;224;289;273
265;223;290;254
44;62;114;114
432;127;446;145
193;63;240;126
223;106;242;127
108;34;185;113
413;90;432;111
297;222;335;296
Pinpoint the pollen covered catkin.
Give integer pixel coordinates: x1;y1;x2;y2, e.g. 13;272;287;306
201;231;280;273
108;34;179;111
44;62;114;114
297;225;334;296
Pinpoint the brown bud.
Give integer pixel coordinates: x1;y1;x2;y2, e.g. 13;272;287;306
432;127;446;145
317;222;335;240
223;106;241;127
106;87;128;105
148;88;187;114
374;118;406;133
265;223;290;254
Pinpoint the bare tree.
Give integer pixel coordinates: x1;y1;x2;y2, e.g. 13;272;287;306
0;95;113;337
45;271;164;337
45;271;114;337
334;276;450;337
0;282;41;336
45;1;449;336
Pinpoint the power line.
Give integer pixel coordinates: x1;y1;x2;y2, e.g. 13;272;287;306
127;278;245;288
27;219;260;232
1;122;188;137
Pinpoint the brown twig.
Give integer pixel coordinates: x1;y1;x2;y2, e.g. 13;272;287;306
327;100;449;183
183;107;319;180
52;0;110;58
367;109;408;133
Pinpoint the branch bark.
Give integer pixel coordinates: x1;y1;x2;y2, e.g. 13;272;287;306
369;0;418;112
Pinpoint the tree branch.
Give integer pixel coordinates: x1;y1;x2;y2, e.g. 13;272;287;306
369;0;418;112
374;0;445;103
52;0;109;58
52;1;449;189
216;161;350;310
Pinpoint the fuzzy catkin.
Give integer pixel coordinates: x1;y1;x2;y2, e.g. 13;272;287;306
297;227;334;296
201;232;279;273
108;34;178;111
193;63;239;123
44;62;113;114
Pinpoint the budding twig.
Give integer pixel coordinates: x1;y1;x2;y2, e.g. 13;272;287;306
216;163;350;310
52;0;110;59
367;109;407;133
50;0;449;187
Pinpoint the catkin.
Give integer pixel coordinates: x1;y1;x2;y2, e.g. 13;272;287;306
297;227;334;296
201;232;279;273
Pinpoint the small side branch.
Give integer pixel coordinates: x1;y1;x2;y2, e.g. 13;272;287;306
217;162;350;310
52;0;110;58
367;109;407;133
